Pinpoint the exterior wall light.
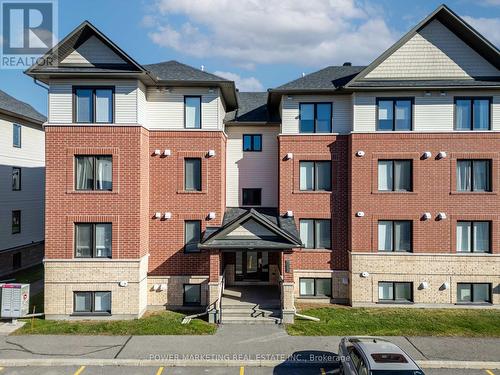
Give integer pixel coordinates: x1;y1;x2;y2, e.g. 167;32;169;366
361;271;369;278
420;281;429;289
208;150;216;157
163;212;172;220
286;210;294;217
208;212;216;220
437;151;447;159
356;150;365;157
154;212;162;219
286;153;293;160
356;211;365;217
437;212;447;220
422;212;432;220
422;151;432;159
153;149;161;156
163;149;171;156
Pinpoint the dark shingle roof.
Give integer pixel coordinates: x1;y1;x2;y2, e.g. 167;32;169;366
274;65;365;91
199;207;302;249
225;92;278;123
0;90;46;124
144;60;228;82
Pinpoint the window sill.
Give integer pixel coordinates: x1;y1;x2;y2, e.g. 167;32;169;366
177;190;206;195
301;248;332;252
455;302;492;306
377;251;413;254
298;296;331;299
372;191;416;195
68;190;117;195
71;312;111;317
450;191;497;195
293;190;332;195
377;301;414;305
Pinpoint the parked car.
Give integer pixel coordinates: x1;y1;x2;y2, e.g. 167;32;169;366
338;337;425;375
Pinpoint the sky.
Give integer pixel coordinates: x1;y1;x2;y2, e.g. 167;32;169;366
0;0;499;117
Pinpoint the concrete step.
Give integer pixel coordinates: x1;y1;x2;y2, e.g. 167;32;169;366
221;300;281;310
221;316;282;325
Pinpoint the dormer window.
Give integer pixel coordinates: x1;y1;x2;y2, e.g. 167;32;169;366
74;87;114;123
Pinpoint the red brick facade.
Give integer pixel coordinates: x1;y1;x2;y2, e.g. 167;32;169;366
350;133;500;254
278;135;350;274
45;127;227;278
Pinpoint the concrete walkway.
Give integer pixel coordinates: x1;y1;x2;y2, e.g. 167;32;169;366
0;324;499;368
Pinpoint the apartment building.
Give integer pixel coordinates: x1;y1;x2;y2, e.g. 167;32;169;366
0;90;45;277
28;4;499;321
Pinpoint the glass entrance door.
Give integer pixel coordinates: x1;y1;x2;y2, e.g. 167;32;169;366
235;251;269;281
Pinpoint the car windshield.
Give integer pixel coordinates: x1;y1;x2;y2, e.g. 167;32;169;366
371;371;424;375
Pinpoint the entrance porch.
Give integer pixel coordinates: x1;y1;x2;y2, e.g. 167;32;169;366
199;207;303;324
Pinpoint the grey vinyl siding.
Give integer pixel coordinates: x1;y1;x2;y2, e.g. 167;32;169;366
353;91;500;132
48;79;139;124
147;87;221;130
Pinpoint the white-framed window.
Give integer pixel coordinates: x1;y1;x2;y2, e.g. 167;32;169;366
75;155;112;191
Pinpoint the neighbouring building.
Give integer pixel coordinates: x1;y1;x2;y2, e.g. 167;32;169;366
27;4;499;322
0;90;46;277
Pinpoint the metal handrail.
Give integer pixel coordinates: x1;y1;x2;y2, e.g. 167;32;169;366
182;265;226;325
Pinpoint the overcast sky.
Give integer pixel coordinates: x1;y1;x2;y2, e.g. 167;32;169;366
1;0;499;116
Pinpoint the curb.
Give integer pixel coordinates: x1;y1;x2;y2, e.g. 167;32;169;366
0;358;499;369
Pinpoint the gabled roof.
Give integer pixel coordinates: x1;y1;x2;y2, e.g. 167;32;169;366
225;92;279;124
25;22;238;111
199;208;302;250
0;90;46;124
26;20;145;76
346;4;500;88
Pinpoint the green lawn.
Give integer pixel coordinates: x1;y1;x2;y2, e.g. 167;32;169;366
14;310;216;335
287;305;500;337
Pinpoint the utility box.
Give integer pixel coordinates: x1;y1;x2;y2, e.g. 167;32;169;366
0;283;30;318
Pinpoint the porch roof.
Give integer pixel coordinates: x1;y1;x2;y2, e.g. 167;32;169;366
199;208;303;250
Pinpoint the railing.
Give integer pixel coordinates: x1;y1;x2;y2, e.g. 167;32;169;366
182;266;226;325
216;265;226;323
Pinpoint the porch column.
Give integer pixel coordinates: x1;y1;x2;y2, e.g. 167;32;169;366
207;250;221;323
281;251;295;324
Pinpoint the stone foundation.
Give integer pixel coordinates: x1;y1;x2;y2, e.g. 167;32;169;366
350;253;500;307
147;275;209;310
44;255;148;320
293;270;349;304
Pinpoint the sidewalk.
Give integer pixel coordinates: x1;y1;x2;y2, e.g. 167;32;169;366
0;325;499;368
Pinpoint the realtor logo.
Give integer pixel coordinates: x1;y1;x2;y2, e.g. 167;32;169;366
1;0;57;69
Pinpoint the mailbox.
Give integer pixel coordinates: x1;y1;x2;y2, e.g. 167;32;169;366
0;283;30;318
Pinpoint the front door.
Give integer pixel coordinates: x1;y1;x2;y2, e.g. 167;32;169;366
236;251;269;281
